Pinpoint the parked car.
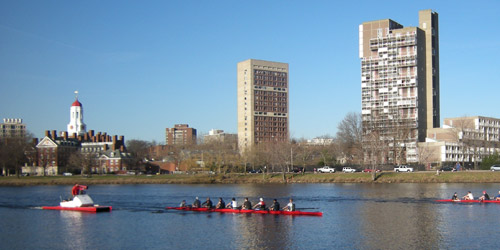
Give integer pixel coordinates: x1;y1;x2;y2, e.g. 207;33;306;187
342;167;357;173
62;172;73;176
363;168;381;173
491;165;500;171
248;169;263;174
317;166;336;173
292;167;305;173
394;165;414;172
440;166;455;171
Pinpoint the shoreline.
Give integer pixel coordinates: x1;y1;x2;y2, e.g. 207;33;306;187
1;172;500;186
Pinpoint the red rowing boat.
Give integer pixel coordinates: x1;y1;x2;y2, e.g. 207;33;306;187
436;199;500;203
166;207;322;216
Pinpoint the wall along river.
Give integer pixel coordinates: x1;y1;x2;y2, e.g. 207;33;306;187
1;183;500;249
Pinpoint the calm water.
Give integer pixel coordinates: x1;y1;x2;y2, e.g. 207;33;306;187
1;183;500;249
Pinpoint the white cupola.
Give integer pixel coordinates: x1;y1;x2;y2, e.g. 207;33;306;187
67;91;86;136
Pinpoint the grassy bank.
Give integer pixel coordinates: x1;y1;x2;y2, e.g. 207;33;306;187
1;172;500;186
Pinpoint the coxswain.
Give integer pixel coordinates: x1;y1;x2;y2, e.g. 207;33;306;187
192;197;201;208
253;198;266;210
202;197;213;208
478;191;490;201
226;198;238;209
179;200;187;208
215;198;225;209
242;197;252;210
451;192;459;201
283;198;295;211
462;191;474;200
269;199;280;211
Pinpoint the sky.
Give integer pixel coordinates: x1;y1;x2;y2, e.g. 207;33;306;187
1;1;499;143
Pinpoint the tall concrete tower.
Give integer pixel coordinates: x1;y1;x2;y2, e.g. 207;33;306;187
237;59;289;151
67;91;87;137
359;10;440;162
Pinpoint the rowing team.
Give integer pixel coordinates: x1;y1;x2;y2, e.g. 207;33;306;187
451;190;500;201
179;197;296;211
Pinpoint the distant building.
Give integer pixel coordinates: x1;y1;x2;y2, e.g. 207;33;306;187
0;118;26;138
166;124;197;145
204;129;237;144
306;138;335;146
237;59;289;151
417;116;500;167
360;10;440;163
23;93;129;176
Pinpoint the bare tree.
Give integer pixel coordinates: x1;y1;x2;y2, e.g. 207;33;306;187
364;130;388;181
337;112;363;165
69;151;98;176
0;133;34;177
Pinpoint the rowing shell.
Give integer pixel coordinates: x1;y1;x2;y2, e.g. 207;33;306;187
166;207;322;216
436;199;500;203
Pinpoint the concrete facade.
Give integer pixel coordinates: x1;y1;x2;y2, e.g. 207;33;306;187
359;10;440;163
166;124;197;145
0;118;26;138
237;59;289;151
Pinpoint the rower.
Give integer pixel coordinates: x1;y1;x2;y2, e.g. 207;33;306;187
179;200;187;207
192;197;201;208
451;192;459;201
495;191;500;201
202;197;213;208
242;197;252;210
269;199;280;211
478;191;490;201
215;197;225;209
226;198;238;209
283;198;295;211
253;198;266;210
462;191;474;200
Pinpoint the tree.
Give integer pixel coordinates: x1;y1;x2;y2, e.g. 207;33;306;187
0;133;34;177
336;112;363;165
69;151;98;176
480;152;500;170
364;130;387;181
126;139;153;173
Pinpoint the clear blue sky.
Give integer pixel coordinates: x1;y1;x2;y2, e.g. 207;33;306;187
1;1;499;142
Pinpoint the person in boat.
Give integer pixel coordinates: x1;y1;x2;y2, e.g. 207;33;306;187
242;198;252;210
462;191;474;200
451;192;459;201
71;184;88;196
215;197;225;209
253;198;266;210
478;191;490;201
283;198;295;211
192;197;201;208
226;198;238;209
269;199;280;211
495;191;500;201
179;200;187;208
202;197;213;208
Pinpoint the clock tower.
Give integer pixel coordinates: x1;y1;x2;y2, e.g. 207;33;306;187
67;91;87;136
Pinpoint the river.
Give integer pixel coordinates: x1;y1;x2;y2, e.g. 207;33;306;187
1;183;500;249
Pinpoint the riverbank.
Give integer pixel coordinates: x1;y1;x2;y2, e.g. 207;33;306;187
1;171;500;186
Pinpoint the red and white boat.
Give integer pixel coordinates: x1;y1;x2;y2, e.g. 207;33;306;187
166;207;322;216
43;194;112;212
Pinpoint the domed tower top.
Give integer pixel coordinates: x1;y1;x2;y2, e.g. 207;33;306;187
67;91;86;137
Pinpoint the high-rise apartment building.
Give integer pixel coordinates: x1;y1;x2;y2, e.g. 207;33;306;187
0;118;26;138
237;59;289;150
166;124;197;145
359;10;440;162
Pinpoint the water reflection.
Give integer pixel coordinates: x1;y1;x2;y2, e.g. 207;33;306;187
59;211;92;249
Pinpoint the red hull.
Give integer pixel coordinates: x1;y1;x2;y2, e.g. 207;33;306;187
42;206;112;212
436;199;500;203
166;207;322;216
